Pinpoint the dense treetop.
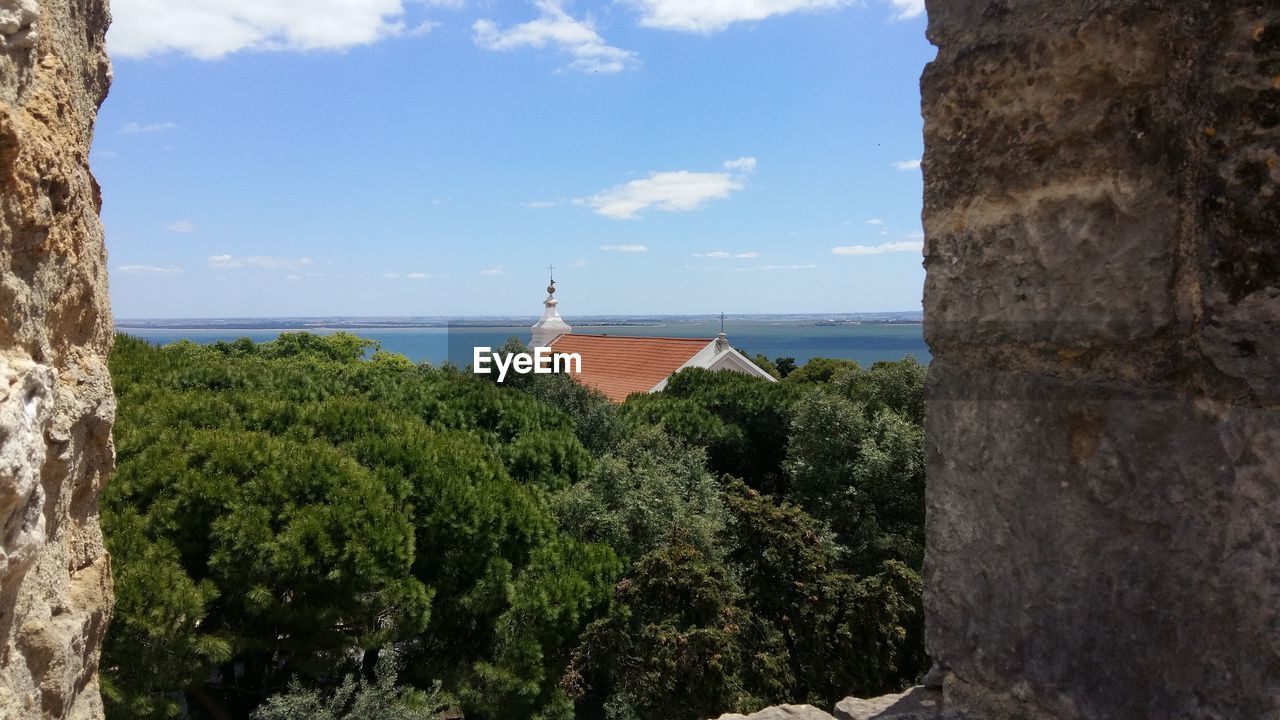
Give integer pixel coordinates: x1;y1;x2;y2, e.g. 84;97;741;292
104;333;926;720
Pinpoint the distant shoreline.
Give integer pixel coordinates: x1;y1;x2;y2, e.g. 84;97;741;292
115;313;924;332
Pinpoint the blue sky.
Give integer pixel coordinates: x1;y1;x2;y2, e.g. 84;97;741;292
96;0;933;318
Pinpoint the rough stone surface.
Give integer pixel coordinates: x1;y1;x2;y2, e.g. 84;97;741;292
922;2;1280;719
832;687;943;720
0;0;114;717
713;704;836;720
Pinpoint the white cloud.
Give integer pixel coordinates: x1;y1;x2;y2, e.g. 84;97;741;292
407;20;441;36
887;0;925;20
830;240;923;255
107;0;445;59
694;250;758;258
601;244;648;253
473;0;637;74
383;272;401;278
522;200;561;208
734;263;818;271
893;158;921;170
406;272;429;279
117;264;184;274
865;218;885;225
583;157;756;220
481;266;507;276
623;0;852;33
120;122;177;135
165;220;195;233
571;259;589;267
206;254;314;270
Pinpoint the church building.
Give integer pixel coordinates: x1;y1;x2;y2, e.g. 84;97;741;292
529;278;777;402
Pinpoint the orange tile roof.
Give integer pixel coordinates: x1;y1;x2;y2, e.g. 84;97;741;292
548;334;711;402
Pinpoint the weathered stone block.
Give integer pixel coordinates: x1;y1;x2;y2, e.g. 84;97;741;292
713;704;836;720
924;364;1279;719
922;2;1280;718
0;0;114;717
833;687;943;720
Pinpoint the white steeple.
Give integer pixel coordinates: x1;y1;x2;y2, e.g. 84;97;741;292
531;270;571;347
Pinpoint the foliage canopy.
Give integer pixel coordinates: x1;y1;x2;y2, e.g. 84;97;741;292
103;334;927;720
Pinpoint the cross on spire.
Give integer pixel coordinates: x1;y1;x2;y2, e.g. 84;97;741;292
548;264;555;283
719;312;726;334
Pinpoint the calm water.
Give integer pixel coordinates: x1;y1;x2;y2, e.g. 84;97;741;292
117;320;929;368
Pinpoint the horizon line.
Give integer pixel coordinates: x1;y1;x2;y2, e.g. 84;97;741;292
116;310;923;323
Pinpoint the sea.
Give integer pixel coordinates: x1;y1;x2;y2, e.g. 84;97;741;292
116;314;929;368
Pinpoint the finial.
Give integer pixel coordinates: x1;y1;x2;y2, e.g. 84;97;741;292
547;264;556;295
715;312;729;350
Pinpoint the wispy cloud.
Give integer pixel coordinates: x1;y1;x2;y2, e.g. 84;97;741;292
583;157;756;220
481;266;508;276
623;0;852;33
601;244;648;253
736;263;818;271
694;250;759;259
119;122;177;135
893;158;921;170
407;20;441;36
887;0;925;21
381;271;436;280
473;0;637;74
521;200;561;209
165;220;195;233
831;240;922;255
108;0;447;59
865;218;885;225
206;254;314;270
117;264;184;274
571;258;589;267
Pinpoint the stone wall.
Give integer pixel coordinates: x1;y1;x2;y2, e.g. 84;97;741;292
0;0;114;717
922;2;1280;719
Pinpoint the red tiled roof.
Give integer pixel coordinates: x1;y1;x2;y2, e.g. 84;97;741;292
548;334;711;403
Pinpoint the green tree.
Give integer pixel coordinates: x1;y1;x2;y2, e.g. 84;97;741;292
564;545;752;720
620;368;797;494
723;481;925;705
785;368;926;573
773;357;797;378
522;375;619;456
553;426;728;564
105;334;617;719
99;511;231;719
746;352;781;379
843;357;925;426
104;421;432;716
253;654;451;720
782;357;859;385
